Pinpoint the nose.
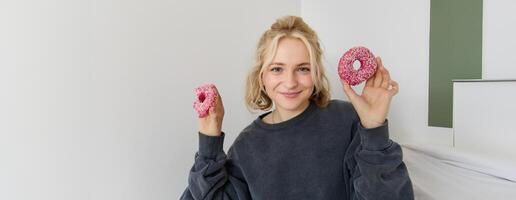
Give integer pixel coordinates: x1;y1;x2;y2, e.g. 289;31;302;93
284;71;298;89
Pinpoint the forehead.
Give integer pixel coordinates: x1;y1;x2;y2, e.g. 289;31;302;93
271;37;310;64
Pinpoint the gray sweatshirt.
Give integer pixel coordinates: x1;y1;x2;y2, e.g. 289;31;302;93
181;100;414;200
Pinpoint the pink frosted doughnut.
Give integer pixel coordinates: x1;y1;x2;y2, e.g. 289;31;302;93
193;84;218;118
338;46;378;86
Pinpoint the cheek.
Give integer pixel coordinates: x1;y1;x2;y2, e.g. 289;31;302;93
262;74;280;89
300;74;314;87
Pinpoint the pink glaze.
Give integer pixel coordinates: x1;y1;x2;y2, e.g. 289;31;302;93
193;84;217;118
338;46;377;86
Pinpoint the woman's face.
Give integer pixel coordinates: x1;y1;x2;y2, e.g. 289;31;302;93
262;37;314;113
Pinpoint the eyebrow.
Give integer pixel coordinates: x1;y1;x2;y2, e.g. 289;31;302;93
269;62;311;66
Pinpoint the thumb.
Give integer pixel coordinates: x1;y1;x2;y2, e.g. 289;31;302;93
341;79;359;102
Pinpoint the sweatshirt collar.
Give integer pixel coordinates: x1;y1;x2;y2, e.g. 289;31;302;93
254;101;317;130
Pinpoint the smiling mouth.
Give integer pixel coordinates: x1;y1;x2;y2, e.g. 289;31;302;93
281;91;302;98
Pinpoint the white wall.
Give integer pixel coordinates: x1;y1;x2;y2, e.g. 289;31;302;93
0;0;299;199
453;81;516;162
301;0;453;147
483;0;516;79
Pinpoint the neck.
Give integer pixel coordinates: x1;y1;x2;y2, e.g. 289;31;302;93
272;100;310;123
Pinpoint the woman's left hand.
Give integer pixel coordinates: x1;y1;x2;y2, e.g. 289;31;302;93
341;57;399;129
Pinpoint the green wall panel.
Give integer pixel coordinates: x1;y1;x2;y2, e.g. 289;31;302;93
429;0;483;127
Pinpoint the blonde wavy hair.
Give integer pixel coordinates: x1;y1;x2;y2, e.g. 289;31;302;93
245;15;331;111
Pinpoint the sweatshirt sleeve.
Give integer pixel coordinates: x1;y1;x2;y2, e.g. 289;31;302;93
343;119;415;200
180;132;252;200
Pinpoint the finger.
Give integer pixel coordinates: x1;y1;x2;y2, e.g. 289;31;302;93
214;87;224;111
389;80;398;89
365;75;375;87
341;79;359;102
389;80;399;95
213;86;221;100
216;91;222;105
210;86;221;103
373;57;383;87
381;66;391;89
373;69;383;87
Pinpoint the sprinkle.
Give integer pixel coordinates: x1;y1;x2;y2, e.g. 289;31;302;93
192;84;218;118
337;46;378;86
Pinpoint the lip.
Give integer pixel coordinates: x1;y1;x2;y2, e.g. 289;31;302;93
280;91;302;98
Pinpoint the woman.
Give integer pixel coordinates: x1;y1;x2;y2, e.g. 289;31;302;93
181;16;414;200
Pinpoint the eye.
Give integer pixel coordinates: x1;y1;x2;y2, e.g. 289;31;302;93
297;66;311;72
270;66;283;72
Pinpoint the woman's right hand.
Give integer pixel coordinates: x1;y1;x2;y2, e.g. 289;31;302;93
198;87;224;136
